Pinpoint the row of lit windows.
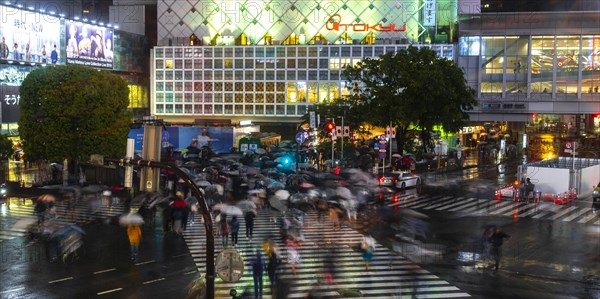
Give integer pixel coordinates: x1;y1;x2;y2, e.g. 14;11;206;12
155;82;346;104
155;104;309;116
155;45;454;59
155;58;361;71
155;69;356;82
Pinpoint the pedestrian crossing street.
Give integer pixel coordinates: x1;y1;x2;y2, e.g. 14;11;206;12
0;197;137;243
386;193;600;225
182;209;471;299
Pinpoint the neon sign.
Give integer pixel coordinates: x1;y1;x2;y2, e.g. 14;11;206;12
326;14;406;32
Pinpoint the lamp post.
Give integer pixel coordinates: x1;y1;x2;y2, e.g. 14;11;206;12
100;157;215;298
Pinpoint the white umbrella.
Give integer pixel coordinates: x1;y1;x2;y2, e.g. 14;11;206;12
119;213;145;226
274;190;290;201
195;180;212;188
12;217;37;229
336;186;352;200
236;200;257;212
268;196;287;212
221;205;243;217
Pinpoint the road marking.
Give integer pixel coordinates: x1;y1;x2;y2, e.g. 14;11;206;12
93;268;116;275
134;260;155;266
549;206;578;220
578;212;599;224
48;277;73;284
184;270;197;275
0;287;24;294
97;288;122;295
142;278;165;285
172;253;189;258
562;208;591;222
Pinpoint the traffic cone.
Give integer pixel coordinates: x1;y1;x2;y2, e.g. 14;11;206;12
534;192;540;204
494;189;500;201
514;189;519;202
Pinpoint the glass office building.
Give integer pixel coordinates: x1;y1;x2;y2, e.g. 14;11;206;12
153;0;460;125
459;12;600;131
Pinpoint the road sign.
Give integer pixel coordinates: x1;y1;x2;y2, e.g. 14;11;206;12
565;141;572;149
309;111;316;128
295;132;306;143
379;152;386;159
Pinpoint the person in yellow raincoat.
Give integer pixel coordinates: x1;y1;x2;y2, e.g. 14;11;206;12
127;224;142;261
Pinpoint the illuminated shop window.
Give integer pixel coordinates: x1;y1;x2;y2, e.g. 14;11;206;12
556;35;581;94
266;105;274;115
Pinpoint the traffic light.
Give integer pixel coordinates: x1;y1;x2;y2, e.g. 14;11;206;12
325;120;336;132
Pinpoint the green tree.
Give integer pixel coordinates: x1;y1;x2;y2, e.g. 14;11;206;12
0;134;13;160
343;46;477;154
18;64;131;170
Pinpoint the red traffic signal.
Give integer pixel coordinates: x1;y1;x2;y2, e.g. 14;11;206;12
326;121;335;132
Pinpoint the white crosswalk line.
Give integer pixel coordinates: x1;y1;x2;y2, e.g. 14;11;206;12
548;206;578;220
562;207;592;222
435;198;477;211
578;211;599;224
423;197;465;210
182;209;470;298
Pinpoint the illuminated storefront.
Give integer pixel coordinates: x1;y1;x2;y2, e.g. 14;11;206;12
0;3;149;135
458;12;600;133
153;0;458;124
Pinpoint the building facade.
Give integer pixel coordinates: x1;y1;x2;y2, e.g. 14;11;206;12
0;3;149;135
152;0;462;129
458;12;600;135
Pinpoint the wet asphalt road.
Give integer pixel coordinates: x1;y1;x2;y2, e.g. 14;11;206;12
1;158;600;298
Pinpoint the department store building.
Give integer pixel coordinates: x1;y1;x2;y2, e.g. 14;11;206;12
152;0;460;133
458;11;600;137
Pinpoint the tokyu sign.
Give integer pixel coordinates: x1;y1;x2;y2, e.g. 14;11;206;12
326;14;407;32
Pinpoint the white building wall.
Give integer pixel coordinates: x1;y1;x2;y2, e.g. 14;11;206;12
526;167;570;195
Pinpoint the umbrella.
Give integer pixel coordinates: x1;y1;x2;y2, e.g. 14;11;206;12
213;203;228;211
336;186;353;200
119;213;145;226
195;180;212;188
268;196;287;212
289;193;309;204
300;182;315;188
392;153;402;158
256;148;266;155
248;189;262;195
81;184;105;194
236;200;257;212
12;217;37;229
221;205;243;217
397;208;429;219
38;194;56;202
274;190;290;201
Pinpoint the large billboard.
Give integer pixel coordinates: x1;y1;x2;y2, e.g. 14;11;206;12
66;21;114;69
128;126;234;155
0;6;61;63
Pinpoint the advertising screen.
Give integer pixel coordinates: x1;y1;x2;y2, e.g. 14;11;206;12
66;21;114;69
1;84;20;123
0;6;61;64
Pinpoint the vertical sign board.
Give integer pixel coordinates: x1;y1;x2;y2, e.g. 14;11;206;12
1;84;20;123
423;0;437;27
309;111;316;128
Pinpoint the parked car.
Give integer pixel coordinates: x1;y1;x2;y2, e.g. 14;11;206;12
394;172;422;190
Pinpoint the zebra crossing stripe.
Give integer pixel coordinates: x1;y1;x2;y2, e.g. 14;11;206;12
465;200;512;214
501;202;535;217
517;205;544;217
410;196;451;209
548;206;578;220
423;197;465;210
562;207;592;222
401;195;442;208
489;202;521;215
577;212;599;224
435;198;477;211
182;209;470;299
448;199;489;212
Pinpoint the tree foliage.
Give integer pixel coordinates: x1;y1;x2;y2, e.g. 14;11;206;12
19;64;131;163
342;46;477;154
0;134;13;160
